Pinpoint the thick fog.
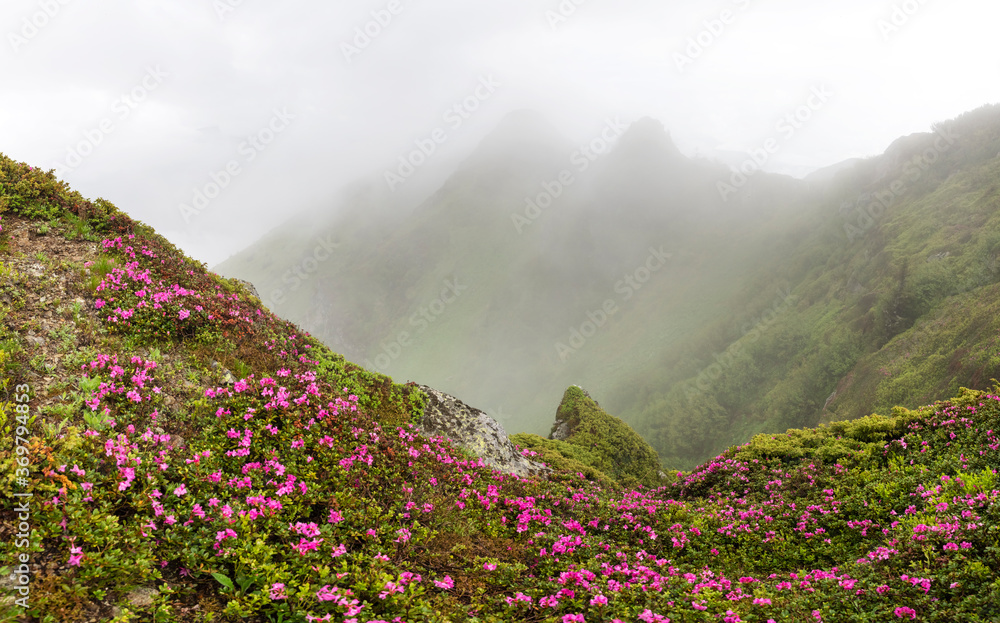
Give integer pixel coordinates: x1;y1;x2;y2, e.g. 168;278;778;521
2;0;998;265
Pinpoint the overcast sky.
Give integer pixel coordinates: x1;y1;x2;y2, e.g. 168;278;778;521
3;0;997;266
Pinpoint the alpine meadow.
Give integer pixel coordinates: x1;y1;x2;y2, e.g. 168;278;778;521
6;3;1000;619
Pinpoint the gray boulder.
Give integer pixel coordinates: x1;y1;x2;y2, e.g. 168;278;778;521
550;419;571;441
416;385;549;478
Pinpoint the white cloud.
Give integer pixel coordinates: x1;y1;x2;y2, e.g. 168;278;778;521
2;0;997;265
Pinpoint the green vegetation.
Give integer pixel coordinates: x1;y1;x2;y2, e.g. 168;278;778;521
551;386;661;486
510;386;664;488
5;104;1000;621
509;433;614;485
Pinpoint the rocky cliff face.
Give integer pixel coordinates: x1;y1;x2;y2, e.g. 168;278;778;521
416;384;550;478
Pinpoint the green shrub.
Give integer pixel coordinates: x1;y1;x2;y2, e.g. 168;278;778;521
508;433;612;484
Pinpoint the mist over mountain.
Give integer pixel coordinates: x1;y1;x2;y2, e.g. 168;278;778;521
217;103;1000;468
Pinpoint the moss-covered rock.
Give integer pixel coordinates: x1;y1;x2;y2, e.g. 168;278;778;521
546;386;662;487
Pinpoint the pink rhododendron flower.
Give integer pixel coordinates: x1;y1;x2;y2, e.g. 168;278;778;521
293;538;324;555
270;583;287;600
290;522;321;537
507;592;532;605
316;585;339;601
399;572;421;585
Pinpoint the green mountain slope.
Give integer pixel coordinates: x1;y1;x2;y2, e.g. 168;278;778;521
622;104;1000;467
5;153;1000;622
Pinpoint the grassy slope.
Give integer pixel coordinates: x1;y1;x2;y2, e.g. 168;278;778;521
827;281;1000;420
6;149;1000;622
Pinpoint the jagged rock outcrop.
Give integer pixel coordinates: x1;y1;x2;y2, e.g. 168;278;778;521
416;385;550;478
550;419;571;441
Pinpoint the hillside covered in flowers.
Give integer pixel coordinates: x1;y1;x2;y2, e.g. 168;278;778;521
2;155;1000;622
